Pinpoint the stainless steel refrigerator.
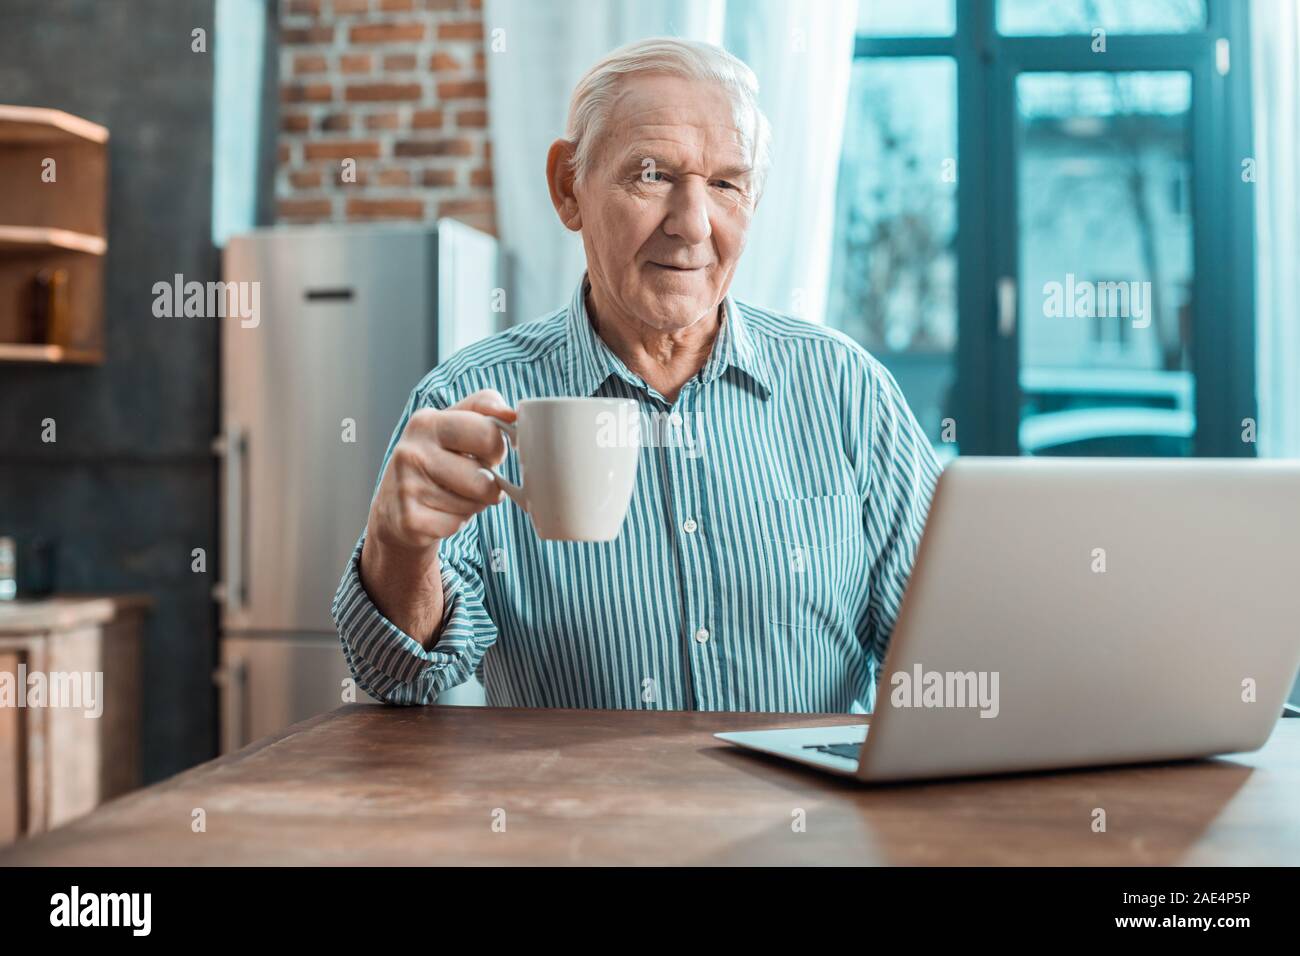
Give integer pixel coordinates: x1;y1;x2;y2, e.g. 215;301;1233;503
215;221;496;753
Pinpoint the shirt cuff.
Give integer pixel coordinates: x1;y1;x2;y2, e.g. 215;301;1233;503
330;538;481;699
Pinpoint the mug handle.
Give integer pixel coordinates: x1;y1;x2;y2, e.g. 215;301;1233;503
489;418;528;512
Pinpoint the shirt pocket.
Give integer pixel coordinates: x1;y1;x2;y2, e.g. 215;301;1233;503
756;493;866;631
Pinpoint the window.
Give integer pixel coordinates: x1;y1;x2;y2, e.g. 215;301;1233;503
998;0;1206;36
827;58;957;452
1016;72;1195;456
828;0;1255;459
857;0;955;37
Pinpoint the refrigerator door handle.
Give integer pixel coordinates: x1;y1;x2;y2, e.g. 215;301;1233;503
213;658;248;754
996;276;1017;338
212;425;247;614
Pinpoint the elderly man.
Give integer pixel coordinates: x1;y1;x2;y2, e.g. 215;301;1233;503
332;37;941;712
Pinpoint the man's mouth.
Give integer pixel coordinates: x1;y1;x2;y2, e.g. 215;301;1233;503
649;262;707;272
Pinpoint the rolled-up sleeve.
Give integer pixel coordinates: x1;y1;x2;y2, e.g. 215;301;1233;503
861;361;943;672
330;382;498;705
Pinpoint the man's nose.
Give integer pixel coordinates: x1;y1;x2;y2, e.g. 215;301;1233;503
662;178;712;245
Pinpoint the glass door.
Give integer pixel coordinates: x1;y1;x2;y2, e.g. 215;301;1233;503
828;1;961;463
827;53;959;461
983;0;1250;457
1013;70;1196;456
830;0;1254;458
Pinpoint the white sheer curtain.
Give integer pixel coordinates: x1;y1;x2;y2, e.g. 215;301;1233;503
722;1;858;321
483;0;857;326
1251;0;1300;459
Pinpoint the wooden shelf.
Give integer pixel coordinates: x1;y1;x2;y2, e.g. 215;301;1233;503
0;105;108;365
0;105;109;146
0;342;104;365
0;225;105;256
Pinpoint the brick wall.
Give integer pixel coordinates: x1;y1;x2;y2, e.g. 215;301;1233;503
276;0;496;234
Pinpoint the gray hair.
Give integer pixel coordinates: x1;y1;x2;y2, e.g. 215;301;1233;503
563;37;772;196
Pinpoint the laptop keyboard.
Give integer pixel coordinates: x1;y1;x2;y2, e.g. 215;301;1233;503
804;742;863;761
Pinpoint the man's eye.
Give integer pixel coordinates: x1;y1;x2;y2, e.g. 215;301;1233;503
712;180;737;191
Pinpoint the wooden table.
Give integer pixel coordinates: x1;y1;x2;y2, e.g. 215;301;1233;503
3;705;1298;865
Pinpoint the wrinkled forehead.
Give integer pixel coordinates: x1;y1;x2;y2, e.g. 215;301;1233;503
601;73;757;167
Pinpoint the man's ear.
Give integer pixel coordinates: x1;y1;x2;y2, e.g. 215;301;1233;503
546;139;582;232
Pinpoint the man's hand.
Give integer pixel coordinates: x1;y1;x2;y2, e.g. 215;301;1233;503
359;389;517;646
368;389;516;548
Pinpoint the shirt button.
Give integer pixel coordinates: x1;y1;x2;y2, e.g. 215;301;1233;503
669;412;683;427
682;517;698;534
694;627;710;644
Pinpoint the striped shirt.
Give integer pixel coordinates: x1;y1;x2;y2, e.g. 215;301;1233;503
332;274;941;713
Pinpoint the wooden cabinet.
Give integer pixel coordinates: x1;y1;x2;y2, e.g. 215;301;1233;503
0;596;147;844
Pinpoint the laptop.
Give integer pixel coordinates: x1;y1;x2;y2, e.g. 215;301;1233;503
715;458;1300;783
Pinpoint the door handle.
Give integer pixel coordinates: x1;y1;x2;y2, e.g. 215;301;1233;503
213;659;248;754
211;426;247;614
997;276;1017;338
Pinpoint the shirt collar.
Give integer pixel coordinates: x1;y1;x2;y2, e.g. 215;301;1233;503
564;272;773;400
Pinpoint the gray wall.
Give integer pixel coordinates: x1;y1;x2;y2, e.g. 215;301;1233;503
0;0;220;780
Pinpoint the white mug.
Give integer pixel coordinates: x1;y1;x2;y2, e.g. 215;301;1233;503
490;398;639;541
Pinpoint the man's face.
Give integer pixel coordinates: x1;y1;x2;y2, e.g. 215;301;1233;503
571;73;759;332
